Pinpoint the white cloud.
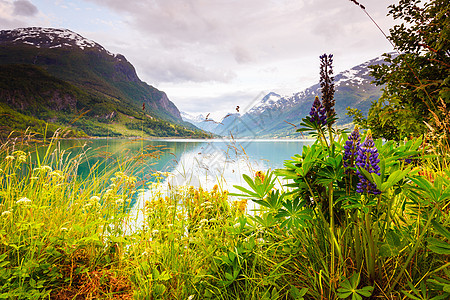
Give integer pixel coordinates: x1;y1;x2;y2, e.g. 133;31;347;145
3;0;398;116
83;0;395;84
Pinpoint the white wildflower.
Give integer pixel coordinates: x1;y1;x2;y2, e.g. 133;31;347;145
50;170;64;179
16;197;32;205
89;196;100;202
60;227;68;232
1;211;12;217
41;166;52;172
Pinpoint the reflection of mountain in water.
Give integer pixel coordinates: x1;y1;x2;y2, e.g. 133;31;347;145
47;138;313;224
54;138;313;188
55;138;203;180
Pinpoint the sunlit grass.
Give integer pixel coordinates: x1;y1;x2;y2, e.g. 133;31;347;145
0;129;448;299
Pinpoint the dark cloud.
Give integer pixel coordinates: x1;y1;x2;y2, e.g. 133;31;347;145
13;0;38;16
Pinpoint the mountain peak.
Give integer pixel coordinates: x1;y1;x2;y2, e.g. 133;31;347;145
0;27;113;55
261;92;281;103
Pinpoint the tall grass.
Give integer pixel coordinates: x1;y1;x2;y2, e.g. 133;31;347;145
0;122;448;299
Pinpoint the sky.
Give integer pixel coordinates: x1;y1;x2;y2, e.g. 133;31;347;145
0;0;398;120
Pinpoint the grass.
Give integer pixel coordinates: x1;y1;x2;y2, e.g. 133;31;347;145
0;125;448;299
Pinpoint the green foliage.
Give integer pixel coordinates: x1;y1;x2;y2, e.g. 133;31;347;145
347;95;426;140
232;49;450;298
0;44;209;138
368;0;450;139
337;273;373;300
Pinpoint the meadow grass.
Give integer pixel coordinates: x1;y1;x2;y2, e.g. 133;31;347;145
0;127;448;299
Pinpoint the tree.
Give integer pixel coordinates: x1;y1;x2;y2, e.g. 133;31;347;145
368;0;449;139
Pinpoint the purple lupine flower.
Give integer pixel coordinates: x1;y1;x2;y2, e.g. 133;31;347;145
343;126;361;172
319;53;335;123
355;130;381;195
308;96;327;126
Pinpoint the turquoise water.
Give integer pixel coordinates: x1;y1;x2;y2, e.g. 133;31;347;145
56;138;312;190
54;138;313;224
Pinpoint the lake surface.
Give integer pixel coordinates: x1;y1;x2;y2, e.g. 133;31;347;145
57;138;313;192
55;138;313;225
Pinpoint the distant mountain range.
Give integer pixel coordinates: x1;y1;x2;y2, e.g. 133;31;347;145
182;55;390;138
0;27;208;138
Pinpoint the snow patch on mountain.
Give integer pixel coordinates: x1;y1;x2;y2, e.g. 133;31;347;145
0;27;114;56
181;111;207;123
247;54;394;116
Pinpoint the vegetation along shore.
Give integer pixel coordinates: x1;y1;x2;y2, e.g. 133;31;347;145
0;0;449;299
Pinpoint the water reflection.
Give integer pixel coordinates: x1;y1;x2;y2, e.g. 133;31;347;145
55;138;313;190
55;138;312;227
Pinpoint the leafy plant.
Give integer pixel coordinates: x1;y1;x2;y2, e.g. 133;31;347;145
337;273;373;300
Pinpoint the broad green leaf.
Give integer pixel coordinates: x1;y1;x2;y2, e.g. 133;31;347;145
358;286;374;296
431;220;450;240
243;174;258;193
224;272;234;281
381;167;410;191
379;243;399;257
289;286;308;299
427;238;450;254
337;291;352;298
230;185;258;198
372;173;382;190
386;230;402;248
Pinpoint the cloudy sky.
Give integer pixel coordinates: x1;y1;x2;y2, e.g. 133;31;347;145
1;0;397;119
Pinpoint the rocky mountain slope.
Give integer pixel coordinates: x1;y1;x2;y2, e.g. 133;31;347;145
207;55;390;138
0;27;207;138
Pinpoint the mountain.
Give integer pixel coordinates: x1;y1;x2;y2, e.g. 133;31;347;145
180;111;218;133
222;55;390;138
0;27;208;138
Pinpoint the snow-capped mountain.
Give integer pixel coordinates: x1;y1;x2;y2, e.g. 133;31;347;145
248;55;390;118
0;27;111;53
181;111;207;124
181;111;218;133
225;54;394;138
0;27;210;138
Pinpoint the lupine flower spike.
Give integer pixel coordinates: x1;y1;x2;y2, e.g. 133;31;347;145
319;53;335;123
343;125;361;172
308;96;327;126
355;130;381;195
